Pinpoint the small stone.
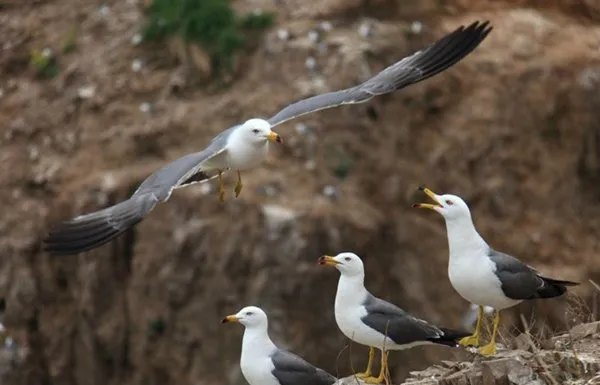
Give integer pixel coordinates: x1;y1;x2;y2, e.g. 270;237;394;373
77;85;96;99
569;321;600;340
131;33;143;45
358;22;372;38
99;4;110;16
42;48;53;58
320;21;333;32
307;29;320;43
139;102;152;114
322;185;338;198
131;59;143;72
294;123;310;136
410;21;423;34
101;173;117;192
305;56;316;71
276;29;290;41
304;160;316;170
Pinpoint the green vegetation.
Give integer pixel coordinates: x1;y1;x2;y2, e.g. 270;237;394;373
29;48;59;79
62;27;78;53
141;0;274;76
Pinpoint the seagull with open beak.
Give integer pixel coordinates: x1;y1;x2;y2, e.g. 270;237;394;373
413;186;579;356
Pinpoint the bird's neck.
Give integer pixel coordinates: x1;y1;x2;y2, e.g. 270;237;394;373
241;326;277;362
444;215;488;262
335;274;368;309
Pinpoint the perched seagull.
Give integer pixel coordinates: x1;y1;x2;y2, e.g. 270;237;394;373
43;21;492;255
412;187;579;356
318;253;469;384
222;306;337;385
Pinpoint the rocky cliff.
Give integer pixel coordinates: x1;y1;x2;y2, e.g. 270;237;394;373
0;0;599;385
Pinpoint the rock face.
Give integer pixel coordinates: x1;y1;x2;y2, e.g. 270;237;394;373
0;1;599;385
335;322;600;385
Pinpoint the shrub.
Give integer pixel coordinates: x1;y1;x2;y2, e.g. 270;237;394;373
141;0;274;77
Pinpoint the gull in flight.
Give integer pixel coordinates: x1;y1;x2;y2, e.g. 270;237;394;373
43;21;492;255
413;187;579;356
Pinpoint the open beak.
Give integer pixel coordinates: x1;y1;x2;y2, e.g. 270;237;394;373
267;131;282;143
318;255;340;267
412;186;443;210
221;315;239;324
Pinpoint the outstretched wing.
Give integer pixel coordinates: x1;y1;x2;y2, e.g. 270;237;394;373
43;130;232;255
267;21;492;127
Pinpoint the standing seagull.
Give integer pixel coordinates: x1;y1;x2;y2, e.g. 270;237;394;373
43;21;492;255
318;252;469;384
222;306;337;385
412;187;579;356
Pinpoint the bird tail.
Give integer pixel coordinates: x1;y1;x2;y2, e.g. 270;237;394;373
429;327;471;347
43;193;157;255
536;276;579;299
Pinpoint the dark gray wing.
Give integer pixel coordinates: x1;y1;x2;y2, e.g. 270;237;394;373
267;21;492;127
361;293;445;345
488;248;578;300
271;349;336;385
43;129;233;255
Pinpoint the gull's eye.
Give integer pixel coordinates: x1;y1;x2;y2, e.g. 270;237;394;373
344;257;352;262
246;311;254;316
445;200;454;206
252;129;260;134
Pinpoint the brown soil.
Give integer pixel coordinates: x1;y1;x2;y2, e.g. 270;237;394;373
0;1;599;385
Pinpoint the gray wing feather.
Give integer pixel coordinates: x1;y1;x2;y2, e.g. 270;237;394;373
271;349;336;385
488;248;545;300
267;21;492;127
361;293;443;345
44;128;233;255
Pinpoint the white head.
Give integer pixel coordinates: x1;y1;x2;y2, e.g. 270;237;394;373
412;187;472;221
222;305;268;329
238;119;282;145
318;252;365;278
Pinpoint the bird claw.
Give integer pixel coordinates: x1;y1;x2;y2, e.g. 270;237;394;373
354;372;371;379
459;334;480;347
478;342;496;357
362;376;384;384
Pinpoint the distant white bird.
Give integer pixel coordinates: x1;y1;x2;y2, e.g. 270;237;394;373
413;187;579;356
222;306;337;385
319;252;469;384
44;21;492;255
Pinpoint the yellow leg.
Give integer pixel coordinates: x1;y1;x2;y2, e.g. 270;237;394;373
354;347;375;379
459;305;484;347
479;311;500;357
363;350;388;384
218;171;225;203
233;171;243;198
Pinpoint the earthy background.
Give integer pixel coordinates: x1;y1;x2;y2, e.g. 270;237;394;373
1;0;599;384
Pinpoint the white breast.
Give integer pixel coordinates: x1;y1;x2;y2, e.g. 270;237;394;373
448;251;522;310
239;329;279;385
334;278;400;351
240;355;279;385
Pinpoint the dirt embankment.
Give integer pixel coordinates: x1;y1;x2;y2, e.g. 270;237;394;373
0;1;599;385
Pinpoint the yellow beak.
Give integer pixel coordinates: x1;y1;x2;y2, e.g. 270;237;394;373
267;131;282;143
412;186;443;210
221;315;239;324
318;255;340;266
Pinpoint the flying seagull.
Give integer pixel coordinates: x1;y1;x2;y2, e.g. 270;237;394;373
43;21;492;255
222;306;337;385
319;252;469;384
412;187;579;356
